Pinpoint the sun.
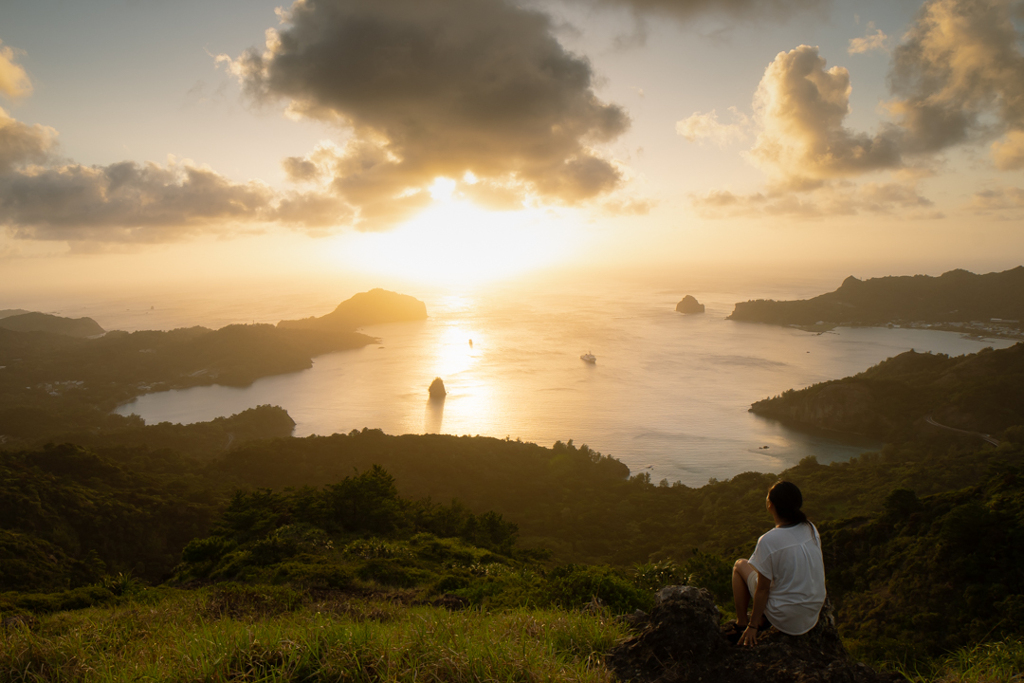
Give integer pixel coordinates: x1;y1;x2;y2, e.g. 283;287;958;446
333;178;576;288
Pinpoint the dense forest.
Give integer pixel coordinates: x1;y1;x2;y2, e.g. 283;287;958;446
4;293;1024;676
729;267;1024;328
4;417;1023;665
750;343;1024;441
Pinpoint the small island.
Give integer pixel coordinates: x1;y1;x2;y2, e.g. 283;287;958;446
675;295;705;315
429;377;447;398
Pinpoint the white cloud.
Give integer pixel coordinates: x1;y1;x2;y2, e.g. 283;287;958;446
0;42;32;99
747;45;901;190
676;108;750;145
848;23;889;55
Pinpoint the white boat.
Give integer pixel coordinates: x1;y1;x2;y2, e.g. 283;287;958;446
580;352;596;364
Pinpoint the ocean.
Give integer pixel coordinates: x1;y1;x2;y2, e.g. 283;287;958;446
94;271;1016;487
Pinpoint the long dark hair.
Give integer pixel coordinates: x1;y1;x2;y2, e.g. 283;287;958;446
768;480;808;526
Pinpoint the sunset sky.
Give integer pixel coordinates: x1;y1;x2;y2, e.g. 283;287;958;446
2;0;1023;293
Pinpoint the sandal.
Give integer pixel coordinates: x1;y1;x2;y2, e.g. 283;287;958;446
721;620;747;645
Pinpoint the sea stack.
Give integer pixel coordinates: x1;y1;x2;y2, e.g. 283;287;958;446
676;295;705;314
429;377;447;398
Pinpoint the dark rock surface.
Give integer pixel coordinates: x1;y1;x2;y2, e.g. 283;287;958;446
676;295;705;315
607;585;903;683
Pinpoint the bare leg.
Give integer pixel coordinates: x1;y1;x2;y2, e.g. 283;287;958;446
732;558;756;626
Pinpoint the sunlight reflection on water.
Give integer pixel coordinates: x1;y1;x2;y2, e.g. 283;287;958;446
114;278;1016;487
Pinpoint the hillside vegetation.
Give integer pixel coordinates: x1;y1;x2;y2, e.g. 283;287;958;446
5;301;1024;678
0;289;427;449
750;343;1024;441
729;267;1024;328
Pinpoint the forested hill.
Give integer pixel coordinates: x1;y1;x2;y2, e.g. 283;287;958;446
729;266;1024;327
0;289;427;449
0;312;105;338
750;342;1024;441
278;288;427;332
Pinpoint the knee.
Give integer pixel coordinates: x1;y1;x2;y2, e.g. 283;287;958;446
733;558;749;574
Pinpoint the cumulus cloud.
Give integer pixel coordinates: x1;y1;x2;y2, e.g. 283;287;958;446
222;0;629;229
0;159;275;242
747;45;901;189
0;107;57;173
848;23;889;54
676;107;750;145
991;128;1024;170
887;0;1024;157
0;42;32;99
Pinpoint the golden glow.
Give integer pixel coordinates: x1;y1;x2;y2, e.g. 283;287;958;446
432;318;481;377
336;178;575;287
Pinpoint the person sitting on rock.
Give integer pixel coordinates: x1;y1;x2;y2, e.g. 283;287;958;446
728;480;826;646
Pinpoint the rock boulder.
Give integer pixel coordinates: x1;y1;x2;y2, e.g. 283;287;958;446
607;585;903;683
676;296;706;315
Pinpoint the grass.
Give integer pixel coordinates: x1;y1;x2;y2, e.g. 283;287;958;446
893;638;1024;683
0;587;628;683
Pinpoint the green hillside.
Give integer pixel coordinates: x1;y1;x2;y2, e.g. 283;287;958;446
750;343;1024;441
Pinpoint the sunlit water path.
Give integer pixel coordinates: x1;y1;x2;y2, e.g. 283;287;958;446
113;279;1014;487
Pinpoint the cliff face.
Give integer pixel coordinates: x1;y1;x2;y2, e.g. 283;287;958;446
607;585;902;683
278;289;428;332
729;266;1024;326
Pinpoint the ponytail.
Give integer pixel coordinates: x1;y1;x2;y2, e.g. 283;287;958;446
768;480;808;526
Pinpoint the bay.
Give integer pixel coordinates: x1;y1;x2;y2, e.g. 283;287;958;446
114;275;1015;487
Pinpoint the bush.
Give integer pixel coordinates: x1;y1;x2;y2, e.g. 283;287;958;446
546;565;651;613
356;559;419;588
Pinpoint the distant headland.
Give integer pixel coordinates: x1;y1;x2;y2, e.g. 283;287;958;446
0;311;105;338
278;288;427;332
0;289;427;449
729;267;1024;338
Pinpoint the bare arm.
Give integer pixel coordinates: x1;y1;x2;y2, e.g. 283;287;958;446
739;569;771;647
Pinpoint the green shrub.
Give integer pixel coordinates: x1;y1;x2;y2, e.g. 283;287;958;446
271;561;353;590
356;559;420;588
546;564;651;613
633;560;681;592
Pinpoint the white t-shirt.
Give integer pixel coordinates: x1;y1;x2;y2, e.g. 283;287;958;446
748;522;826;635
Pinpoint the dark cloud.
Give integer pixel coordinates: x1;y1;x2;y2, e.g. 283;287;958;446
888;0;1024;159
0;159;274;242
578;0;825;22
225;0;629;228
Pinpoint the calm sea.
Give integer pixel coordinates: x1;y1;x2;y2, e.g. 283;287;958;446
98;272;1016;487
